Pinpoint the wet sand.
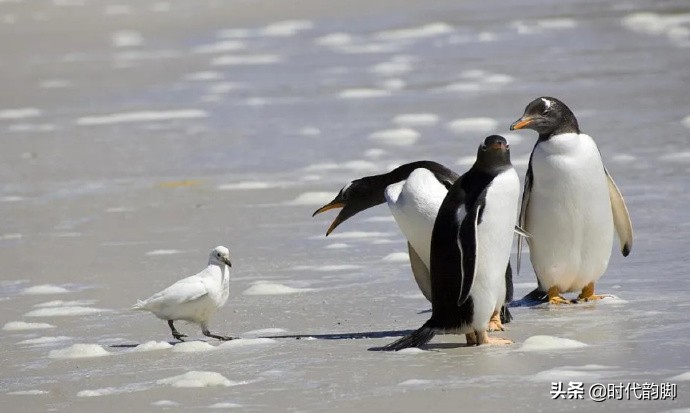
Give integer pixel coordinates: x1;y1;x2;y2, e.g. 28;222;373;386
1;0;690;411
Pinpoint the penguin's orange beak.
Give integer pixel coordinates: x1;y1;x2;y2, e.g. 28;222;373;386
510;116;534;130
313;200;347;236
312;201;344;216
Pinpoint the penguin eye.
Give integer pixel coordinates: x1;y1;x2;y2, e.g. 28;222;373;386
542;108;551;116
481;145;487;151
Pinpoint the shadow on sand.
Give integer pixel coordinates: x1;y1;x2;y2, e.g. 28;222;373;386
109;329;417;348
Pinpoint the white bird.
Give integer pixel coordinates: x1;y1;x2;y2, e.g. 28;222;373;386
132;246;233;341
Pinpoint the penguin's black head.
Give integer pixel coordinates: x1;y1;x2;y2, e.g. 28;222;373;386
475;135;511;171
312;179;383;235
510;96;579;137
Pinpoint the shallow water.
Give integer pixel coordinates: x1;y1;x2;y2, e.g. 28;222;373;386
1;0;689;411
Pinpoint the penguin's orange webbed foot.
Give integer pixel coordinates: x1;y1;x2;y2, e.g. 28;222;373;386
577;282;610;302
487;310;504;332
547;286;573;305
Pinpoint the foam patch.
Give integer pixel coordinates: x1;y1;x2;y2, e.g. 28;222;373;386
382;252;410;262
446;117;497;134
49;344;111;359
171;341;216;353
519;335;587;352
3;321;55;331
369;128;420;146
156;371;238;388
243;282;315;296
22;285;70;295
392;113;439;126
132;341;173;352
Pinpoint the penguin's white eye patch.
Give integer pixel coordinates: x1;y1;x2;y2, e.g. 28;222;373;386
541;98;552;114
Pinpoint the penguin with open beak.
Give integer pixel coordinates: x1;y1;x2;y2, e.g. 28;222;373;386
381;136;520;350
313;161;515;329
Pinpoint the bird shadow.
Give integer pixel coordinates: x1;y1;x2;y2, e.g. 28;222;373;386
109;341;197;348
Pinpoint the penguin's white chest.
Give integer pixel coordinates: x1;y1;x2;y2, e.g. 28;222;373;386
470;168;520;327
385;168;447;271
527;133;614;292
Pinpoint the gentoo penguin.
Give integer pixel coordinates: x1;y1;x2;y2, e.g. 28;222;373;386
132;246;234;341
510;97;633;304
381;136;521;351
313;161;514;329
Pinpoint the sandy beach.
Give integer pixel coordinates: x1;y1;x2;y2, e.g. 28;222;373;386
1;0;689;411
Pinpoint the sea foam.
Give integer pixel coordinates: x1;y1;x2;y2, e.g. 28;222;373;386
76;110;207;126
243;282;316;296
3;321;55;331
49;344;111;359
7;390;49;395
392;113;439;126
217;181;275;190
531;367;604;382
211;54;282;66
110;30;143;48
18;336;72;345
157;371;238;388
369;128;420;146
242;328;287;337
145;249;183;256
446;117;497;134
22;284;70;295
0;108;41;120
193;40;245;54
338;88;391;99
374;23;454;40
261;20;313;37
382;252;410;263
669;372;690;381
171;341;216;353
131;341;173;352
519;335;588;352
315;32;353;46
77;387;120;397
287;192;335;206
25;306;105;317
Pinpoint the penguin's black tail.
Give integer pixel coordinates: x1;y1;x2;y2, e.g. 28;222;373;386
500;305;513;324
509;288;548;307
378;321;436;351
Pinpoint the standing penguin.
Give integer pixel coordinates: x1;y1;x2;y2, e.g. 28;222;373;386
510;97;633;304
381;136;520;350
313;161;514;329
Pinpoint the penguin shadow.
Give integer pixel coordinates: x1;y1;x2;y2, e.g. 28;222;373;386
368;342;471;352
109;330;417;348
263;329;416;341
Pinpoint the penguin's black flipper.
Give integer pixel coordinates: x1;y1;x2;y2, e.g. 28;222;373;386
378;321;436;351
